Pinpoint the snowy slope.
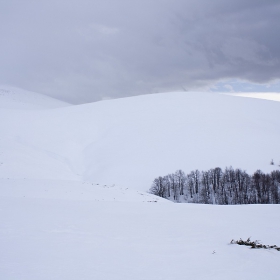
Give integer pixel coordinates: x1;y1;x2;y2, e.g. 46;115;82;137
0;86;70;109
0;178;165;202
0;90;279;190
1;186;280;280
1;88;280;280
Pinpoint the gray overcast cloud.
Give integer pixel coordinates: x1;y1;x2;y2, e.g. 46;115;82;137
0;0;280;103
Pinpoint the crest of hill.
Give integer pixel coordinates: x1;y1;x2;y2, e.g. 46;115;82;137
0;86;71;110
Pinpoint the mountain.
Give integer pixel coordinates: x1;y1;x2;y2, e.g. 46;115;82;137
0;86;70;109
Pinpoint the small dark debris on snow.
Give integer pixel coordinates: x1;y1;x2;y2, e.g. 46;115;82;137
231;238;280;251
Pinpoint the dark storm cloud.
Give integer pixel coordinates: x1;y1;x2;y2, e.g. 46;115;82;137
0;0;279;103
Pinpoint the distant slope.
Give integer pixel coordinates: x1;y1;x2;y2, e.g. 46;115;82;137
227;92;280;102
0;91;279;191
0;86;70;109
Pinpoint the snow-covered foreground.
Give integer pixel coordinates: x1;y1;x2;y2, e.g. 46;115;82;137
1;186;280;280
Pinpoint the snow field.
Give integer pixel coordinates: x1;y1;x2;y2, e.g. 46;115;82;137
1;86;280;279
0;179;166;202
0;89;280;191
1;193;279;280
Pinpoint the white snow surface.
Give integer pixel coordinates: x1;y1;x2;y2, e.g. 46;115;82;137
230;92;280;102
0;88;279;190
1;87;280;279
1;185;280;280
0;178;164;203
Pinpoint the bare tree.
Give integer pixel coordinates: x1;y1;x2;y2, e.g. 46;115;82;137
150;167;280;205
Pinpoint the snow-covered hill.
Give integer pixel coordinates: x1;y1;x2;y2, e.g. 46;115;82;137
0;89;279;190
0;86;70;109
1;87;280;279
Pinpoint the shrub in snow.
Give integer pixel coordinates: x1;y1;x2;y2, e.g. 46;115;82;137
230;238;280;251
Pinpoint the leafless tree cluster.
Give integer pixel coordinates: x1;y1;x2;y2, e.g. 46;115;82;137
149;167;280;204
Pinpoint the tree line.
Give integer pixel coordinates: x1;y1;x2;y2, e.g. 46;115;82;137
149;167;280;204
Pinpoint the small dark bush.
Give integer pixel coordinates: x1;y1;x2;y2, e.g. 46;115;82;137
231;238;280;251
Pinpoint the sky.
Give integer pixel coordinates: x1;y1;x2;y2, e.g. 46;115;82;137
0;0;280;104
